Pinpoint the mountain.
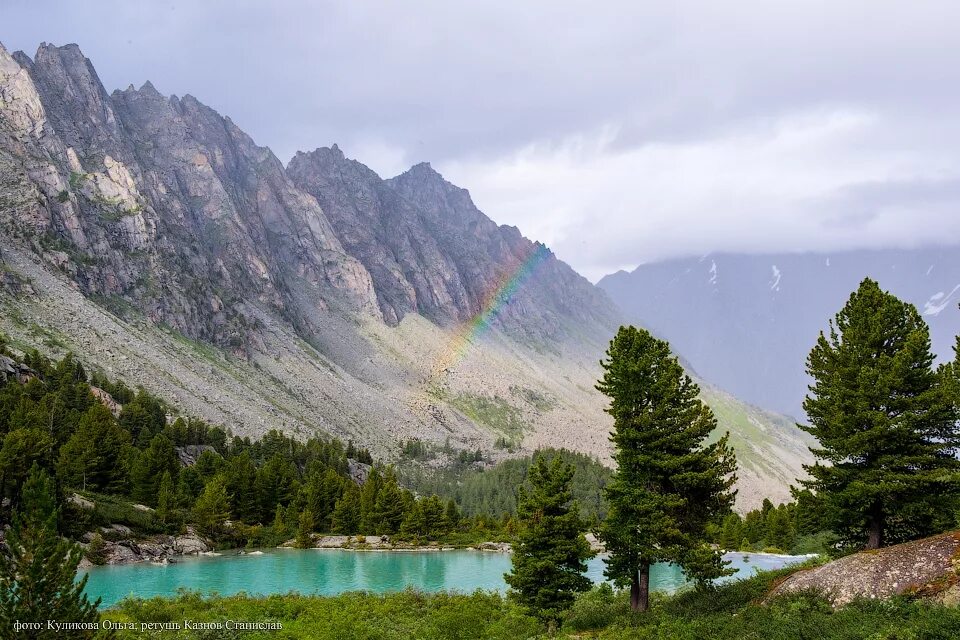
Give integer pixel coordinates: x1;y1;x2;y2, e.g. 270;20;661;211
599;249;960;420
0;41;811;508
287;147;617;348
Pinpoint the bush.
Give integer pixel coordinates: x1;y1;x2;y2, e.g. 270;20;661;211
85;533;108;565
564;583;631;632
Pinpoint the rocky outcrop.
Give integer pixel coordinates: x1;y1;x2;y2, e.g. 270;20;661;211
82;526;212;565
0;354;36;383
90;386;121;416
767;532;960;607
175;444;218;467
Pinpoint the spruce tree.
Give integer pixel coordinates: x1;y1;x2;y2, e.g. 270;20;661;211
0;465;100;638
799;279;960;550
504;455;593;626
597;326;737;612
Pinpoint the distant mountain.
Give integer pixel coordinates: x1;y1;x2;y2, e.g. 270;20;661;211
599;249;960;420
0;41;812;507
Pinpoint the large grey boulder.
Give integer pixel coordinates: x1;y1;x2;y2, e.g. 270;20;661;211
768;531;960;607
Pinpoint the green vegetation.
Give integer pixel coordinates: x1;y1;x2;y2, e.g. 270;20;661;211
597;326;737;611
110;590;540;639
401;447;611;522
99;564;960;639
0;347;499;555
445;391;529;437
800;278;960;550
505;455;593;625
709;492;832;555
0;465;100;638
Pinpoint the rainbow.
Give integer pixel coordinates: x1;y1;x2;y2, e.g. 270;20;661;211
429;242;553;379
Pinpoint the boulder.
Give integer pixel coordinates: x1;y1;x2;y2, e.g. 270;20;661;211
68;493;95;510
767;531;960;607
90;386;122;417
173;528;210;555
175;445;218;467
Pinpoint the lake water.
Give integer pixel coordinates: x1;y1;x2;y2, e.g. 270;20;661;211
81;549;809;608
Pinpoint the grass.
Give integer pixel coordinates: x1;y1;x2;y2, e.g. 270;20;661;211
107;590;540;640
445;392;529;438
99;564;960;639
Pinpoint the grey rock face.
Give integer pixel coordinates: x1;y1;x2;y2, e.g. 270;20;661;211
288;147;620;347
0;42;380;352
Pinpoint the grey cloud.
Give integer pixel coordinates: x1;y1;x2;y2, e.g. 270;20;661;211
4;0;960;279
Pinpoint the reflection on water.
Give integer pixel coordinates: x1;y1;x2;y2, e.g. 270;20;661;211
81;549;810;608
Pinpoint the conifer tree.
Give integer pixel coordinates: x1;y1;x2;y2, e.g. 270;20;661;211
332;484;362;534
445;498;461;530
504;455;593;626
57;402;131;493
156;471;175;524
359;467;382;533
272;504;288;538
296;509;316;548
130;433;179;506
0;465;100;638
193;475;231;538
719;514;743;551
597;326;737;612
370;468;406;535
766;508;795;551
799;279;960;549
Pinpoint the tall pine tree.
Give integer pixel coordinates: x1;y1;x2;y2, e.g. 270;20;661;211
0;465;100;638
799;279;960;549
504;455;593;626
597;326;737;611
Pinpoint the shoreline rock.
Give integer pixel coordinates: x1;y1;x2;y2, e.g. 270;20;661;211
81;526;212;567
767;531;960;607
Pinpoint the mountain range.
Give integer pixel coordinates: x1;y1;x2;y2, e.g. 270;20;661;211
599;249;960;421
0;41;813;508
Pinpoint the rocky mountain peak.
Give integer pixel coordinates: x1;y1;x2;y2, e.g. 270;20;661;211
290;146;619;345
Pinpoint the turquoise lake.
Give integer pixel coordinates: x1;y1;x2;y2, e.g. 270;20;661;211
81;549;810;608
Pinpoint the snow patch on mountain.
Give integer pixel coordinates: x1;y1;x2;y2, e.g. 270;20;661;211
709;260;718;285
770;265;782;291
924;284;960;316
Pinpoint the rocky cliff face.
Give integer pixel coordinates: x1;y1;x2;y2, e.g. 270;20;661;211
0;42;379;352
288;146;619;346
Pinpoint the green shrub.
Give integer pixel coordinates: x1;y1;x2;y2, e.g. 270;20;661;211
564;583;631;632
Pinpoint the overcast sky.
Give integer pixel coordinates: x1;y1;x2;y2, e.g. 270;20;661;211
5;1;960;280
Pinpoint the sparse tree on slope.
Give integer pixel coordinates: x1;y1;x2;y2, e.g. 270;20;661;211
597;326;737;612
505;455;593;626
799;279;960;550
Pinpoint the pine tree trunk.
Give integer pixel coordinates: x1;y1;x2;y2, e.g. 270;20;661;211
630;563;651;612
867;510;883;550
